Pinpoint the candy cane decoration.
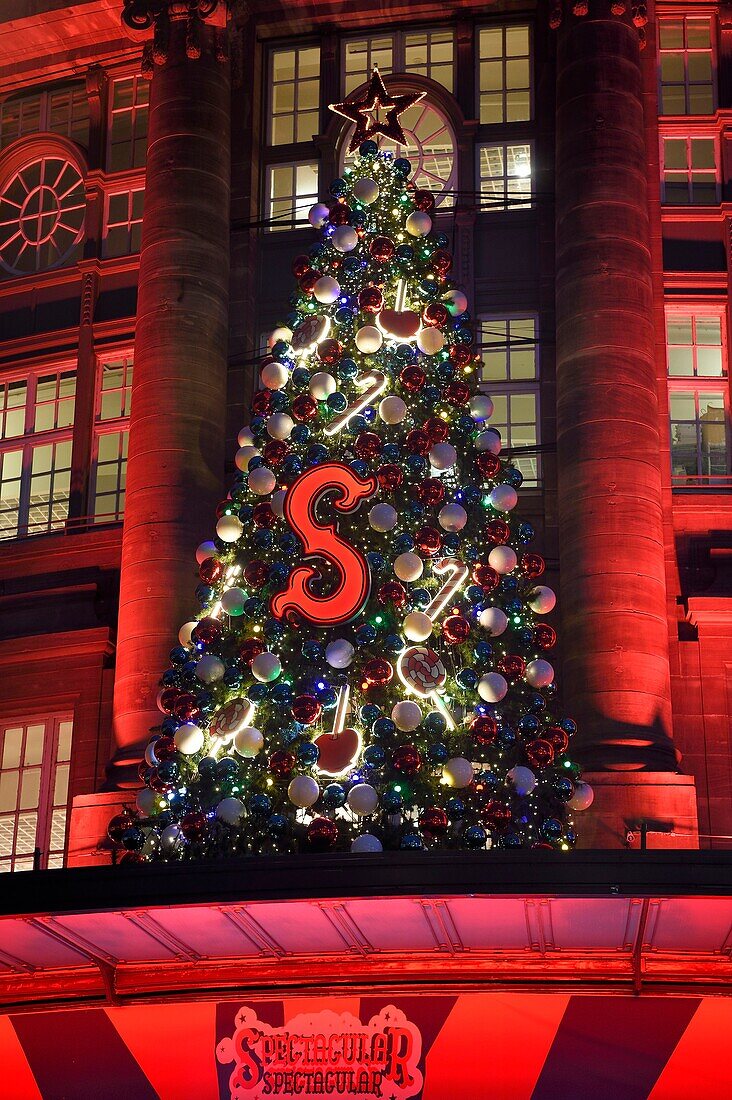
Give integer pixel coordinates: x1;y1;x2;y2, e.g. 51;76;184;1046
210;564;242;621
313;684;362;777
425;557;470;621
324;370;387;436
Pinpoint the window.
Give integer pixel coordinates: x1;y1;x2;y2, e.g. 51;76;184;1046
342;30;454;95
92;354;133;522
0;83;89;150
0;368;75;539
104;188;144;257
404;30;454;92
670;391;728;485
269;47;320;146
0;716;73;871
265;161;318;230
344;37;394;94
659;16;715;115
478;143;532;210
666;311;725;377
662;136;718;204
479;317;539;485
478;25;531;124
0;154;86;275
109;75;149;171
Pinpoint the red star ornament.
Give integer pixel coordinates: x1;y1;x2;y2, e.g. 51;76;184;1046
329;67;426;153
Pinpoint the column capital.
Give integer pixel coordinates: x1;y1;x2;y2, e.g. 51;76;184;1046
121;1;239;74
548;0;648;49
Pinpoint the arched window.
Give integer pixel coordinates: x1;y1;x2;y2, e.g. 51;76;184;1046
0;152;85;275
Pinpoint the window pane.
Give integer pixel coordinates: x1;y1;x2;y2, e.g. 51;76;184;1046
24;724;44;766
2;728;22;770
670;392;696;420
19;769;40;811
0;771;18;813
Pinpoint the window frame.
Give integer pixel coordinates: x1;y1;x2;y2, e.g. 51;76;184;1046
267;44;322;148
476;22;533;126
107;72;150;173
658;12;717;117
103;185;145;258
476;140;534;211
90;350;133;524
263;159;319;232
660;132;720;205
478;313;541;486
0;82;89;151
340;27;456;96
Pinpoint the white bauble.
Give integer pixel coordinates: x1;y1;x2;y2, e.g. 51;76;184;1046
195;654;225;683
351;833;383;852
267;326;292;348
196;540;217;564
369;503;397;531
266;412;294;440
309;372;337;400
178;620;197;646
406;211;432;237
528;585;556;614
313;275;341;304
333;225;358;252
429;442;457;471
526;659;554;688
478;672;508;702
470;395;494;422
488;546;518;574
479;607;508;636
392;700;422;732
443;289;468;315
237;427;255;448
217;797;245;824
353;177;379;204
490;484;518;512
216;515;243;543
438;503;467;532
475;429;502;454
235;445;259;471
379;396;407;424
308;202;330;227
221;587;246;616
355;325;383;353
161;823;184;851
251;651;282;682
443;757;473;788
136;787;158;816
417;328;445;355
145;739;159;766
288;774;320;808
261;361;289;390
347;783;379;816
271;489;286;518
394;552;423;582
569;781;594;811
325;639;355;669
403;611;433;641
249;467;277;495
234;725;264;758
508;765;537;796
174;722;205;755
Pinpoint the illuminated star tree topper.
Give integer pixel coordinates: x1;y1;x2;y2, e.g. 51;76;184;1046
329;67;426;153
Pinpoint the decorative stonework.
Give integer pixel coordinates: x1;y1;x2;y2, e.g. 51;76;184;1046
121;1;230;76
549;0;648;48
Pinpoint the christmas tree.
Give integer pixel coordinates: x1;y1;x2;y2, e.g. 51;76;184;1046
110;74;594;862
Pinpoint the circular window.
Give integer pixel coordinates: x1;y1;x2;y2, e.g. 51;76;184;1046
0;155;85;275
343;96;456;207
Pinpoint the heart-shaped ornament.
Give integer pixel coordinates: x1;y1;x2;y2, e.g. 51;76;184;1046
377;309;421;340
314;726;361;776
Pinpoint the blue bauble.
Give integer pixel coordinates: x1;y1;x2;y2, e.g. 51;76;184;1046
454;326;473;345
195;583;214;606
541;817;563;840
161;716;179;736
248;683;269;702
423;711;447;735
498;724;517;748
330;176;347;197
270;391;290;412
408;500;425;518
318;687;338;710
363;745;386;767
394;157;411;177
323;782;346;807
400;832;424;850
428;742;449;764
517;522;535;544
307;443;329;464
302;639;323;660
419;279;440;300
269;562;289;585
169;645;188;666
351;459;369;477
456;668;479;690
411;588;431;608
356;623;377;645
121;826;145;851
458;414;476;433
504;598;523;616
506;466;523;488
196;689;214;712
516;628;534;648
435;362;455;382
566;827;577;846
270;683;293;705
250;415;265;433
297;741;320;765
464;826;487;849
282;457;302;478
467;585;484;605
348;414;368;433
242;596;263;617
361;703;381;725
443;533;461;551
552;775;575;802
334;307;354;326
503;832;523;849
223;667;243;689
342;255;362;273
271;339;290;359
393;532;414;553
267;813;288;834
291;421;310;441
405;455;427;476
280;724;300;745
198;756;217;777
263;618;284;641
367;551;385;572
349;209;367;229
447;797;465;818
396;342;415;362
528;692;547;713
382;789;403;812
373;717;396;738
384;633;404;654
249;793;272;816
161;668;178;687
396;243;414;261
238;503;254;521
435;233;448;247
327;391;348;412
217;757;238;779
518;714;540;736
182;659;197;677
561;718;578;736
279;531;298;552
338;357;358;380
382;443;400;462
253;529;273;550
500;575;519;593
359;139;378;157
362;405;376;423
247;455;263;470
285;311;300;328
423;385;441;404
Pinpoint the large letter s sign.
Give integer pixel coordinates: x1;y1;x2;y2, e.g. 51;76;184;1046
270;462;377;627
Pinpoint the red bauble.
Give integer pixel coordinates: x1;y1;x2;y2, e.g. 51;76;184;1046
172;693;200;722
292;694;322;725
376;463;403;491
470;714;497;746
377;581;407;608
533;624;557;650
545;726;570;754
108;813;134;842
329;202;351;226
413;189;436;212
448;344;472;366
420;807;449;837
191;617;222;645
498;654;526;682
444;380;471;406
482;800;513;831
307;816;339;850
153;735;177;762
252;501;276;528
269;749;296;777
244;560;269;588
472;563;500;592
405;428;431;456
318;338;342;364
354;431;383;460
521;553;545;578
358;285;384;313
148;766;172;793
422;301;449;328
526;738;556;769
392;744;422;775
363;657;394;686
292;254;310;278
251;389;272;416
414;525;442;556
299;270;319;295
430;249;453;275
369;235;395;262
181;811;206;840
414;478;445;506
442;614;471;645
423;416;449;443
292;394;319;422
199;557;225;585
239;638;266;665
263;440;289;467
400;365;426;393
486;518;511;544
476;453;501;480
158;687;180;715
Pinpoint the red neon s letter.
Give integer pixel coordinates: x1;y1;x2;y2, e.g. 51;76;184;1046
270;461;377;627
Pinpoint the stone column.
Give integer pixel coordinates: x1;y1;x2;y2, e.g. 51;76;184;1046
554;2;677;773
112;1;231;782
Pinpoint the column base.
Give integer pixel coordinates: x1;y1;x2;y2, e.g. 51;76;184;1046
576;772;699;849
